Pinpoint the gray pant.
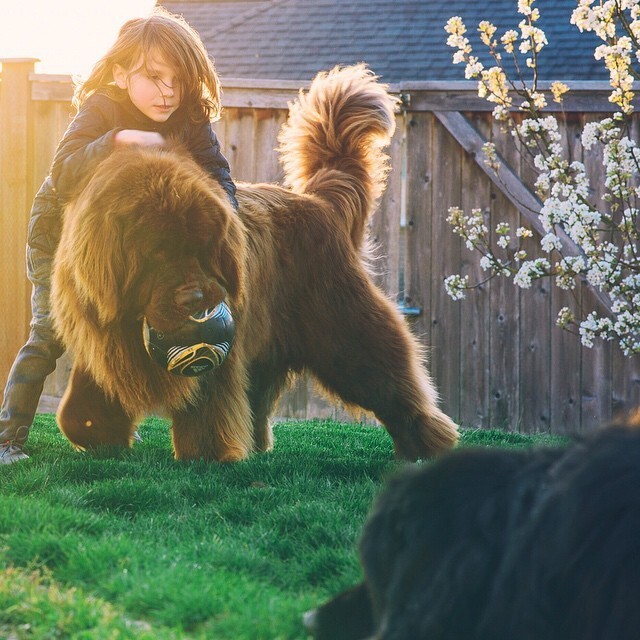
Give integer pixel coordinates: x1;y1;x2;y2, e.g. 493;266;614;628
0;320;63;445
0;196;64;446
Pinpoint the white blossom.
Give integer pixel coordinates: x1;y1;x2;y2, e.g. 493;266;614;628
540;232;562;253
581;121;600;149
480;255;493;270
443;1;640;353
514;259;550;288
444;274;469;300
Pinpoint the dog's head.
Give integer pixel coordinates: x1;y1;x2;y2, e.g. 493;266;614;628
58;146;245;332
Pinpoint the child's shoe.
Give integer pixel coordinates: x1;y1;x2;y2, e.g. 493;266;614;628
0;441;29;464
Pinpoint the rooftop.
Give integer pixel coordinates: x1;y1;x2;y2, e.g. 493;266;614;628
161;0;607;83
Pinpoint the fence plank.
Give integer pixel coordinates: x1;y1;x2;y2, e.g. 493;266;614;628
488;119;520;430
550;293;582;433
428;118;462;422
611;115;640;418
0;60;36;388
513;114;552;433
548;115;583;434
370;116;403;298
33;100;74;407
458;113;492;429
221;107;256;182
252;108;287;184
579;118;612;430
571;113;611;431
403;112;435;362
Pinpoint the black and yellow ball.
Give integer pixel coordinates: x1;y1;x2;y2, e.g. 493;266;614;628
142;302;235;376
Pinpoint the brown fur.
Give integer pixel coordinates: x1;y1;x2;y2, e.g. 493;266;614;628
51;65;458;462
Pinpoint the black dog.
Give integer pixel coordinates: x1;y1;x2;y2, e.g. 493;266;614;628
304;423;640;640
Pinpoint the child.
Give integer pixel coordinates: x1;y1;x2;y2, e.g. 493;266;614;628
0;8;238;463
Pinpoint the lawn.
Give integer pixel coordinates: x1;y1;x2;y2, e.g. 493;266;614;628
0;414;566;639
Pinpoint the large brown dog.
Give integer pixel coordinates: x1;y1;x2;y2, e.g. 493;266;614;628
51;65;458;462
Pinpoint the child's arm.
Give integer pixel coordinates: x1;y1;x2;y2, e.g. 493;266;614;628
50;95;122;200
114;130;165;147
188;121;238;210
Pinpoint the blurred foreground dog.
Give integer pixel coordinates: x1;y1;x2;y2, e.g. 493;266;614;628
50;65;457;461
305;421;640;640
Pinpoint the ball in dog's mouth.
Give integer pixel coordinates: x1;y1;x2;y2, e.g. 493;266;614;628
142;302;235;376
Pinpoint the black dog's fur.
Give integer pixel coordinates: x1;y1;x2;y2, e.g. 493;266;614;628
305;423;640;640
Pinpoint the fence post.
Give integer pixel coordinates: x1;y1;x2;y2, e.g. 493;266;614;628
0;58;38;388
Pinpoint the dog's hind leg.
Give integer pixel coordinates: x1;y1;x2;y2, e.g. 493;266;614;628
372;359;459;461
306;279;458;461
57;365;136;449
171;353;254;462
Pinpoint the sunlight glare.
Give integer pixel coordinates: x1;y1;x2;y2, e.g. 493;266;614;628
0;0;157;76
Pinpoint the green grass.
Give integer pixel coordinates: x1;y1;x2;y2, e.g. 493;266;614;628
0;415;567;639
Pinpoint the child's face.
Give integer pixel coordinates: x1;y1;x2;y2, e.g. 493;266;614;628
113;53;182;123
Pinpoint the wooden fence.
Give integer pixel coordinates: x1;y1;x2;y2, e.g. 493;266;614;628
1;58;639;434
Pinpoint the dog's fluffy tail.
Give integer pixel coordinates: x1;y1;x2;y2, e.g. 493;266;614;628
278;64;398;247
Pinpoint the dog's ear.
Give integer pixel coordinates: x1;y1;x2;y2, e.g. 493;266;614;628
193;189;246;309
215;212;246;307
63;195;134;326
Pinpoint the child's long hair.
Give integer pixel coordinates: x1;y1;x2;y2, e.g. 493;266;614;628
74;7;221;123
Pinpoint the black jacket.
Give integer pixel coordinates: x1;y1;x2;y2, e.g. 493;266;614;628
27;91;237;287
50;91;237;206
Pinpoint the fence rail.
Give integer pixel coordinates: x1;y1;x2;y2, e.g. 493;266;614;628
1;59;639;434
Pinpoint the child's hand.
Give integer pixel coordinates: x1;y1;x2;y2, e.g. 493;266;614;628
115;130;166;147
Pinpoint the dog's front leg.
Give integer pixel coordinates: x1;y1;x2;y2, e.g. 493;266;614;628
57;365;136;449
171;352;254;462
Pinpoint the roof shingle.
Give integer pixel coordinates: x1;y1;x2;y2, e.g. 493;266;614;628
162;0;607;82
